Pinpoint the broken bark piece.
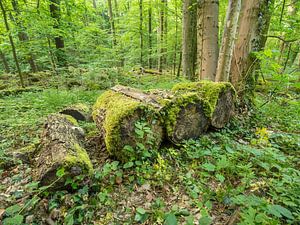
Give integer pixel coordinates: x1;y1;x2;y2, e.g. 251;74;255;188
34;114;93;187
60;103;91;121
172;81;236;128
92;90;163;162
108;85;211;144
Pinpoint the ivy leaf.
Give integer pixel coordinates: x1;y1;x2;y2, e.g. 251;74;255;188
136;207;146;214
202;163;215;172
123;162;134;169
56;167;65;177
216;174;225;183
5;204;21;216
164;213;177;225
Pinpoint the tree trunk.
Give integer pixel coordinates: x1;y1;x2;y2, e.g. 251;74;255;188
34;114;93;188
49;0;66;66
158;0;166;72
230;0;275;95
172;81;236;128
92;0;97;9
11;0;38;72
198;0;219;81
107;0;117;47
172;0;178;76
0;0;24;87
139;0;143;66
148;0;153;69
60;104;91;122
92;88;163;162
0;50;10;73
110;85;210;143
215;0;241;82
182;0;197;80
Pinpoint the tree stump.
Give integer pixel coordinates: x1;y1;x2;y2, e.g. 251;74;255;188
34;114;93;187
92;89;163;162
172;81;236;128
110;85;211;144
60;103;91;122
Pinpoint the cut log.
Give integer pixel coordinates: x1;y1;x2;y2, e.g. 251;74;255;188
172;81;236;128
92;90;163;162
60;103;91;121
34;114;93;187
109;85;211;143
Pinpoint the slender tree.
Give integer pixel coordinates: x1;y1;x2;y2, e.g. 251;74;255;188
139;0;143;66
158;0;166;72
172;0;179;75
148;0;153;68
0;0;24;87
198;0;219;81
182;0;197;80
107;0;117;47
0;50;10;73
215;0;241;82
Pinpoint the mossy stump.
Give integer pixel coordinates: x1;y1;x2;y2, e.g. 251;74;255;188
60;103;91;122
108;85;211;144
34;114;93;188
172;81;236;128
92;89;163;162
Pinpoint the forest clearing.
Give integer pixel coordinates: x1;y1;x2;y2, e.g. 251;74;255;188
0;0;299;224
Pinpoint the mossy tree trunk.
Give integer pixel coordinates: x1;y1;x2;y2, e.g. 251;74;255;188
34;114;93;188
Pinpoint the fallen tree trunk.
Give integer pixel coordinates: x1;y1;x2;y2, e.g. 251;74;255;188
92;90;164;162
34;114;93;187
60;103;91;121
109;85;211;143
172;81;236;128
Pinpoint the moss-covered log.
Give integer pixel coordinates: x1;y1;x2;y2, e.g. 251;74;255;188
92;89;163;162
109;85;211;144
60;103;91;121
34;114;93;187
172;81;236;128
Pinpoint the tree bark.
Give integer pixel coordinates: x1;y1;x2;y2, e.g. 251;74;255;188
230;0;275;95
215;0;241;82
0;0;24;87
148;0;153;69
34;114;93;188
182;0;197;80
139;0;143;66
107;0;117;47
158;0;166;72
0;50;10;73
172;0;179;75
49;0;66;66
60;104;91;122
198;0;219;81
11;0;38;72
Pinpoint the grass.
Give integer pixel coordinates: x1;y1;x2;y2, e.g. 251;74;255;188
0;71;299;224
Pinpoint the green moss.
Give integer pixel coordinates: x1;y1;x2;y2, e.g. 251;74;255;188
65;143;94;174
92;90;146;156
172;81;236;114
65;115;79;126
162;92;211;137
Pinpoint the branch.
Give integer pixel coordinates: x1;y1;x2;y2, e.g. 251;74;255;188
266;35;299;43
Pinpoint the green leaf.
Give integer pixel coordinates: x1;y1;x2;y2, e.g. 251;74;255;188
268;205;294;219
123;162;134;169
164;213;177;225
136;207;146;214
5;204;21;216
216;174;225;183
198;216;212;225
3;215;23;225
56;167;65;177
202;163;215;172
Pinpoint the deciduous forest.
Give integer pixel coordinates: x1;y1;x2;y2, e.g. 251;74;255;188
0;0;299;224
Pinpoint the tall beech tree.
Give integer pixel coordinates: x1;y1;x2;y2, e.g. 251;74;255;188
0;0;24;87
215;0;241;82
182;0;197;80
230;0;275;94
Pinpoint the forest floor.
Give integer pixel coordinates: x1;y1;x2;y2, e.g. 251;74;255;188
0;69;299;225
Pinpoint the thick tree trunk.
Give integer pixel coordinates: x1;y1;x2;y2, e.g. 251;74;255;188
110;85;211;143
34;114;93;187
139;0;143;66
92;89;163;162
215;0;241;82
0;50;10;73
182;0;197;80
11;0;38;72
172;81;236;128
0;0;24;87
107;0;117;47
198;0;219;81
148;0;153;69
230;0;274;95
49;0;66;66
